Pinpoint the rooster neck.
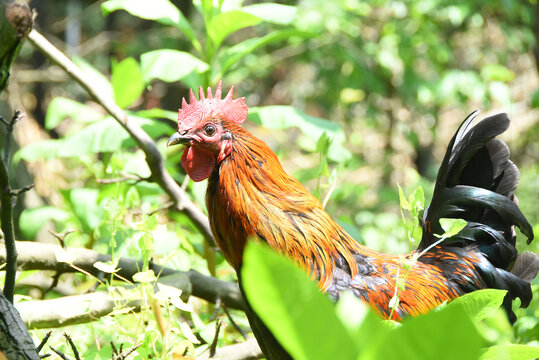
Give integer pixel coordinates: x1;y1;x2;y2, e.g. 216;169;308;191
206;125;367;289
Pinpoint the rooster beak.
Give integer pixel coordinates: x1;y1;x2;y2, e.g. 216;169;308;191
167;132;192;147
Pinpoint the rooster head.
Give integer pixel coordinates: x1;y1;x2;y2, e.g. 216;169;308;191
167;81;248;182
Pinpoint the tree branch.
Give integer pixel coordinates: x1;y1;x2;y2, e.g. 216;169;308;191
0;111;27;303
0;241;243;311
26;29;215;248
16;290;141;329
197;338;263;360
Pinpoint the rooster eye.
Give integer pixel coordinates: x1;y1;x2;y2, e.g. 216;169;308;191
204;124;217;136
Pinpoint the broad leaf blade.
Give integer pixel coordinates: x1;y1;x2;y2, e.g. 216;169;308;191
248;106;351;162
370;304;482;360
207;10;261;49
481;344;539;360
101;0;195;41
45;97;103;130
140;49;209;84
111;57;145;108
446;289;507;321
241;3;297;25
242;242;357;360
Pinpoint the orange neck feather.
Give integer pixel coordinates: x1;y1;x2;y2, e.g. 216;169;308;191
206;122;364;289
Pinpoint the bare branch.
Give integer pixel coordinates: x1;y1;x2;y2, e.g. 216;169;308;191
63;333;81;360
197;338;263;360
36;331;51;353
112;343;140;360
0;241;243;311
26;29;215;248
16;289;141;329
49;346;70;360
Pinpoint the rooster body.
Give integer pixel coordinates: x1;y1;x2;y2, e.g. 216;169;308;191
168;83;538;359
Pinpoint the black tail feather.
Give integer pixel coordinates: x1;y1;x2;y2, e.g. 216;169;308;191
420;111;536;322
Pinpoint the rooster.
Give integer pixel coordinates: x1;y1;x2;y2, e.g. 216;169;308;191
168;82;538;359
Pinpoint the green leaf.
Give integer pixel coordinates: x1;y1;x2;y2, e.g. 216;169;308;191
140;49;209;84
242;242;357;360
69;188;103;233
398;185;411;211
14;139;62;162
373;304;482;360
248;106;351;162
73;56;114;101
93;261;119;274
19;206;70;239
207;10;262;49
215;29;312;77
531;89;539;108
241;3;297;25
135;108;177;123
17;116;171;161
480;64;515;82
132;269;157;283
480;344;539;360
111;57;145;108
438;218;467;238
101;0;195;41
45;97;104;130
446;289;507;321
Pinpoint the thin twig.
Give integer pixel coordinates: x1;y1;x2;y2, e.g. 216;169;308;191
63;333;81;360
42;271;62;297
209;319;223;357
223;305;248;340
0;111;24;303
26;29;216;249
96;173;148;184
48;229;74;248
49;346;71;360
10;183;35;196
3;110;22;165
114;344;140;360
36;331;52;353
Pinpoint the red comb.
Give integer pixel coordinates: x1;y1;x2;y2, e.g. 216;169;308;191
178;81;248;130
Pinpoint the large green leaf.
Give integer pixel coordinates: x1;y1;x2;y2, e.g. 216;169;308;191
248;106;351;162
446;289;507;321
45;97;104;130
241;242;358;360
215;29;312;77
19;206;70;239
14;139;62;162
481;344;539;360
206;4;297;50
101;0;195;41
140;49;209;84
111;57;145;108
207;10;261;50
241;3;297;25
69;188;103;233
370;304;482;360
16;117;171;161
480;64;515;82
531;89;539;108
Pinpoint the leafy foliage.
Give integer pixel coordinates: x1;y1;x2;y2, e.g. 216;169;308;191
4;0;537;358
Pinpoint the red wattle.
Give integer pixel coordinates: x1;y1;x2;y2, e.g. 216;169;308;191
181;146;215;182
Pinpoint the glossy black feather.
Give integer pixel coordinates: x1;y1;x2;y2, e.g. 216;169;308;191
420;111;536;322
